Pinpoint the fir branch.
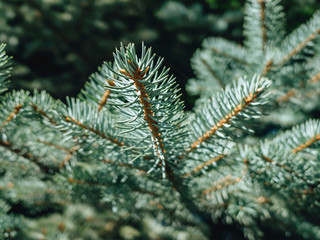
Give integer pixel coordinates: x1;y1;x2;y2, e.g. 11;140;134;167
182;154;225;178
36;139;78;168
68;177;159;197
101;159;147;174
292;134;320;153
188;82;266;152
209;47;247;65
276;89;297;103
258;0;267;52
199;57;225;88
201;175;242;196
64;115;125;147
119;60;174;178
0;139;59;174
0;44;11;94
261;60;273;76
261;155;315;191
0;104;23;130
31;103;57;126
98;80;114;112
279;29;320;66
119;62;162;151
37;139;71;153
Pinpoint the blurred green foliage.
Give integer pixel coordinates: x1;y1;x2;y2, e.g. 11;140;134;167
0;0;319;109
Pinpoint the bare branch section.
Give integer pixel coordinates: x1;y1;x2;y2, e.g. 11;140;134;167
292;134;320;153
120;60;174;178
258;0;267;52
188;88;264;152
65;116;124;147
182;154;225;178
0;104;23;130
279;29;320;66
199;57;225;88
98;80;114;112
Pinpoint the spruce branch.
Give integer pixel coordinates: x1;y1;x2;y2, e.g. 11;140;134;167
0;104;23;130
186;75;271;153
292;134;320;153
182;154;225;178
278;11;320;66
98;80;114;112
0;139;59;174
0;44;11;94
203;38;248;65
103;43;187;179
258;0;267;52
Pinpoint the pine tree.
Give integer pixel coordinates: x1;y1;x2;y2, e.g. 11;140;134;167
0;0;320;239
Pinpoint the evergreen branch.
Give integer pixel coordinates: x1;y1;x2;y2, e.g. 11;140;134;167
68;177;159;197
292;134;320;153
209;47;247;65
276;89;297;103
98;80;114;112
258;0;267;52
31;103;57;126
279;29;320;66
101;159;147;174
37;139;71;153
64;115;125;147
202;38;248;65
199;57;225;88
201;175;242;196
0;104;23;130
0;139;59;174
119;63;161;150
119;60;173;177
60;153;73;168
261;155;315;191
36;139;78;168
182;154;225;177
187;78;269;152
261;60;273;76
0;44;11;94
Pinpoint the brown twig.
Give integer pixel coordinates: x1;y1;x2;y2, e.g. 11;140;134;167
98;80;115;112
258;0;267;52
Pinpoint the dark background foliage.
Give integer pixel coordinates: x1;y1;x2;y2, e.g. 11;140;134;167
1;0;319;109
